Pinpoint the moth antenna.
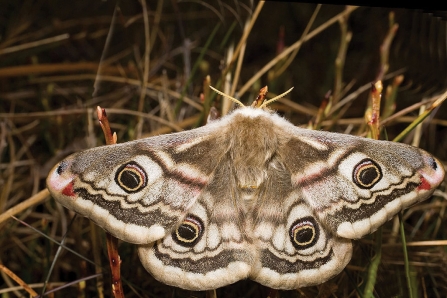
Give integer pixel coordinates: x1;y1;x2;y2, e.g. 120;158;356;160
259;87;294;108
209;85;245;107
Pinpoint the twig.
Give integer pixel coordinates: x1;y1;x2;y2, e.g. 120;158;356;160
328;68;405;116
333;14;352;105
93;2;119;98
136;0;151;139
392;89;447;142
376;12;398;82
0;188;50;225
0;108;185;132
29;74;204;111
0;264;38;297
224;1;264;73
97;107;124;298
366;81;383;139
272;5;321;80
238;6;358;97
0;62;125;77
0;34;69;55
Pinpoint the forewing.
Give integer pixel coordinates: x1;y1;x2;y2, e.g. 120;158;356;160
47;125;229;244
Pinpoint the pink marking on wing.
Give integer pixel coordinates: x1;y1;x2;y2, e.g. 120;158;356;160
417;155;445;191
62;181;76;197
417;176;432;191
293;167;332;186
172;169;209;187
169;179;203;210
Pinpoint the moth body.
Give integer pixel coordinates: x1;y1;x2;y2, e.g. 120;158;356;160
47;106;445;290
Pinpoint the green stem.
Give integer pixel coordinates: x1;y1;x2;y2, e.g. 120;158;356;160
363;227;382;298
399;213;414;298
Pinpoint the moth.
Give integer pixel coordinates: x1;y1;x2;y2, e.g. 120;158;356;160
47;87;445;291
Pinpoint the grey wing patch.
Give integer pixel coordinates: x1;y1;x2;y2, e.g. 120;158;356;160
250;158;352;289
138;159;254;291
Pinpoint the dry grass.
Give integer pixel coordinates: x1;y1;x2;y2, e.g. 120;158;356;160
1;2;447;297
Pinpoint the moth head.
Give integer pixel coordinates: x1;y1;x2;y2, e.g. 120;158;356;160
209;85;294;109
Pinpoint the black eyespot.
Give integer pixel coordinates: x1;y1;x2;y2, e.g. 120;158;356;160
353;159;382;189
430;157;438;170
289;217;319;250
56;161;68;175
115;162;147;193
172;215;204;247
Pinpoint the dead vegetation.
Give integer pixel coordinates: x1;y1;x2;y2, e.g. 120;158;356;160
1;1;447;297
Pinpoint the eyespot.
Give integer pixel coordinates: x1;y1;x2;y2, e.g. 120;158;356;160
353;159;382;189
115;162;147;193
289;217;319;250
172;215;204;247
